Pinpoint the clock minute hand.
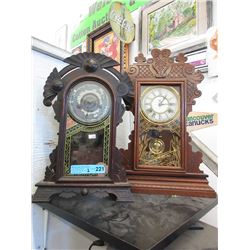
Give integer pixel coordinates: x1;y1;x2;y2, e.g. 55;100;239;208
159;96;168;106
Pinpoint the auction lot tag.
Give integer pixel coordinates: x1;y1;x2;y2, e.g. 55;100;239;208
70;164;105;174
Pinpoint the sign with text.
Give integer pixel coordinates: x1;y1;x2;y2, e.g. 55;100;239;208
70;0;150;49
109;2;135;43
187;112;218;132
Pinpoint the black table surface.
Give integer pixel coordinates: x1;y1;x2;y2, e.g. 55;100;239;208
107;221;217;250
36;191;217;250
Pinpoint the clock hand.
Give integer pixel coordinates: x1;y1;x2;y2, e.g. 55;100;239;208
159;96;169;106
159;103;168;106
159;97;176;107
158;96;165;105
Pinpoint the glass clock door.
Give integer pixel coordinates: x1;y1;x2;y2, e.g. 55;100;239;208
137;84;182;169
64;80;112;177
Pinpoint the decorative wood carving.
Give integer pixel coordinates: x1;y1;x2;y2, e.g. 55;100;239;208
120;49;216;198
110;148;128;182
33;52;134;202
43;68;64;107
43;52;134;124
32;184;133;202
44;147;57;182
128;49;203;113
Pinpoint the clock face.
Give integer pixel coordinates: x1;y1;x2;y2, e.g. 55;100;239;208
140;86;179;123
68;81;112;125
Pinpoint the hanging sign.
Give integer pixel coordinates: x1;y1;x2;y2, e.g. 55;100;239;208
109;1;135;44
70;0;150;49
187;112;218;132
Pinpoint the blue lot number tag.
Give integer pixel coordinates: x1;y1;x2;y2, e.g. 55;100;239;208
70;164;106;174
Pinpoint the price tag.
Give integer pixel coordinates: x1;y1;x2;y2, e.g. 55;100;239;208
70;164;105;174
88;134;96;139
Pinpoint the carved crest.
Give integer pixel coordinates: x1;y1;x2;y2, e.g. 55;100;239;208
43;53;121;108
128;49;203;112
43;52;134;122
64;52;120;69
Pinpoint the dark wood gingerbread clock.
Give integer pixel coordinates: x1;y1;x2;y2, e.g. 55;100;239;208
32;52;134;202
120;49;216;198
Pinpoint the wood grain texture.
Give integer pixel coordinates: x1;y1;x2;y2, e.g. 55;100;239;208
33;52;134;202
120;49;216;198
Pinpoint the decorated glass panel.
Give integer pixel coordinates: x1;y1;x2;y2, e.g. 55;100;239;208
138;84;182;169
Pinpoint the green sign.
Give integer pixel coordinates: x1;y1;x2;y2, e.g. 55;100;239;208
70;0;150;49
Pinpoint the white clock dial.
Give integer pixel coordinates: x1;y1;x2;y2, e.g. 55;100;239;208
140;86;179;123
67;81;111;125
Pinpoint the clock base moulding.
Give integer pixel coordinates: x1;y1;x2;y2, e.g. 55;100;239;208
32;182;133;203
126;175;216;198
121;148;216;198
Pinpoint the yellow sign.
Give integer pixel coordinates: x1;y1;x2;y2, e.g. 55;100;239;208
109;1;135;44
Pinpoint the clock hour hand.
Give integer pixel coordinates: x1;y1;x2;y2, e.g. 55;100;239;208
159;97;176;107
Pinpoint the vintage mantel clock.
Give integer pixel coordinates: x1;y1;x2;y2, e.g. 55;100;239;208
120;48;216;198
32;52;134;202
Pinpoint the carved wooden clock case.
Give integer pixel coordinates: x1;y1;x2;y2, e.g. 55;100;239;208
32;52;134;202
120;49;216;198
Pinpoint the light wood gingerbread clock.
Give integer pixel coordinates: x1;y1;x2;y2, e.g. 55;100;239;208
120;48;216;198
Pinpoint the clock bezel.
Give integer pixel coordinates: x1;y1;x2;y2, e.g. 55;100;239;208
67;80;112;126
140;85;181;125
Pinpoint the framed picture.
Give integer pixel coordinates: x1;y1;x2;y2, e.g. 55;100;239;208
140;0;213;55
186;48;208;72
87;22;129;72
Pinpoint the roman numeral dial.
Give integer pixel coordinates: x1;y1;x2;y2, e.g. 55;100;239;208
140;86;180;123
